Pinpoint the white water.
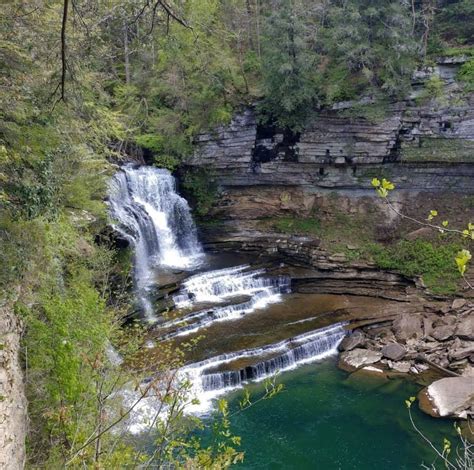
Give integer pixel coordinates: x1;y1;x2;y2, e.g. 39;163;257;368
180;322;346;412
162;265;290;337
125;323;347;431
108;165;203;319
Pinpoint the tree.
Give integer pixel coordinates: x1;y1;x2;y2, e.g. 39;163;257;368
258;0;320;130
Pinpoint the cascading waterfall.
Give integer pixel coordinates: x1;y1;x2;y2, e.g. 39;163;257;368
108;165;347;430
108;165;203;319
162;265;291;337
173;265;266;307
179;322;346;413
125;323;346;431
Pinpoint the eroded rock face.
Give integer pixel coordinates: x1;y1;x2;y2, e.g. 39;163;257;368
418;377;474;419
339;348;383;371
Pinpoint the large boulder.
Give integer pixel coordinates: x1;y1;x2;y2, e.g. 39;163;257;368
381;343;406;361
338;348;382;372
418;377;474;419
338;330;366;352
392;314;423;343
456;316;474;341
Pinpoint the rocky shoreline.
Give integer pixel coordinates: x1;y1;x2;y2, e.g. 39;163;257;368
339;298;474;419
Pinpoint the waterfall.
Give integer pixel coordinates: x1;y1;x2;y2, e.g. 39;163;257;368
108;165;203;319
173;265;290;307
179;322;346;413
160;265;291;338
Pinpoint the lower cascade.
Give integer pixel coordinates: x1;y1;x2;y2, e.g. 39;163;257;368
182;323;346;400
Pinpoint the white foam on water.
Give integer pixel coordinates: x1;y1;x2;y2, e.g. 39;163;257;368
125;323;347;432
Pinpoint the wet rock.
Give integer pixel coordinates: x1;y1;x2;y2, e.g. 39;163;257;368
338;330;366;352
391;361;411;373
338;348;382;371
432;325;455;341
393;314;422;343
381;343;406;361
452;298;467;310
456;316;474;340
418;377;474;419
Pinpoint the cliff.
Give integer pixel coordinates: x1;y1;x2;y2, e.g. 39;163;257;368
187;62;474;228
0;304;26;470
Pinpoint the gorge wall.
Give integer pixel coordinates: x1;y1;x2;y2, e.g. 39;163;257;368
0;304;26;470
187;59;474;237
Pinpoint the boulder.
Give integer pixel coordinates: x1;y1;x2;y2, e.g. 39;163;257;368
452;298;467;310
339;348;382;372
418;377;474;419
456;316;474;340
432;325;455;341
449;344;474;361
393;314;423;343
338;330;366;352
381;343;406;361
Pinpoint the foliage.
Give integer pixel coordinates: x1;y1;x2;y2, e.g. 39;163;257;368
258;0;320;130
458;59;474;92
417;75;446;105
370;177;473;290
182;168;218;217
271;216;321;235
368;239;462;294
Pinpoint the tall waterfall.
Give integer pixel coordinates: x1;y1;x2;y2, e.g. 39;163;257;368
108;165;203;318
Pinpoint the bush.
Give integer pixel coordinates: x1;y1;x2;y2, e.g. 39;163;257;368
458;59;474;92
181;169;218;217
368;239;462;294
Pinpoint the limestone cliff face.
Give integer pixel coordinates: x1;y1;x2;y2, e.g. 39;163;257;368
0;304;26;470
187;65;474;225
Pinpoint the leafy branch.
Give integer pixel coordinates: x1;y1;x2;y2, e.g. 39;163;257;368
371;178;473;289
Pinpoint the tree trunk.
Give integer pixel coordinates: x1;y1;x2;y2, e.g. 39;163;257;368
124;23;131;84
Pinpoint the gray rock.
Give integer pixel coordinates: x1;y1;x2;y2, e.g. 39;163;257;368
393;314;423;343
339;348;383;371
432;325;455;341
449;344;474;361
418;377;474;419
456;316;474;340
452;298;467;310
381;343;406;361
391;361;411;373
338;330;366;352
422;317;433;337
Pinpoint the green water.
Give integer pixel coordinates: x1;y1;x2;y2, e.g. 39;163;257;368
210;359;454;470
